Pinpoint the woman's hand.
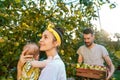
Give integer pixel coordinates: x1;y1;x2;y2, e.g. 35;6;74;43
20;49;34;64
17;49;33;80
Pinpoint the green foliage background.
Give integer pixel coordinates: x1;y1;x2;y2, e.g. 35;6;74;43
0;0;120;79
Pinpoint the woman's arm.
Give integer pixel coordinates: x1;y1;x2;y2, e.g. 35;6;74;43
17;60;24;80
17;49;33;80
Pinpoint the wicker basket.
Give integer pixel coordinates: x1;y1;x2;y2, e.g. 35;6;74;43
76;67;107;79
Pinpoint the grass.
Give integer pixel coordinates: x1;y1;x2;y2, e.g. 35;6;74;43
112;70;120;80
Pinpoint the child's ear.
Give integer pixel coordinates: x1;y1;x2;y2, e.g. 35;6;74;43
35;54;39;60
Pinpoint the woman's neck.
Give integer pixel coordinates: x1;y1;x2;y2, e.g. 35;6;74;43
46;48;58;58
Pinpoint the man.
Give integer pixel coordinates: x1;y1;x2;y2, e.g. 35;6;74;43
77;28;115;80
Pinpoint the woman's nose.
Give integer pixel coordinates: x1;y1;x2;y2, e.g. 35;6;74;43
39;38;42;43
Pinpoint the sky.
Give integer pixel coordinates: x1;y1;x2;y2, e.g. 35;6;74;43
93;0;120;35
64;0;120;36
44;0;120;40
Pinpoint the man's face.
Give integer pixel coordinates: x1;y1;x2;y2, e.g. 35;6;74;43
83;33;94;47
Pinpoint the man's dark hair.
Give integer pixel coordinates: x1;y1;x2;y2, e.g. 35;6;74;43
83;28;94;34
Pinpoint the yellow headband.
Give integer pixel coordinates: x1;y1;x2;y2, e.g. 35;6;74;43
47;24;61;46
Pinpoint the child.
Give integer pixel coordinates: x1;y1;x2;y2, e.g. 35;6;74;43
20;43;40;80
18;43;52;80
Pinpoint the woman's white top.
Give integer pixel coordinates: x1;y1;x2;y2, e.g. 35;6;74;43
38;54;67;80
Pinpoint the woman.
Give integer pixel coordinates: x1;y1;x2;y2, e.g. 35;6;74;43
17;24;67;80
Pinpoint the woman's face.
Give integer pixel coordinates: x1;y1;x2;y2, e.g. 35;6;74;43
39;30;57;51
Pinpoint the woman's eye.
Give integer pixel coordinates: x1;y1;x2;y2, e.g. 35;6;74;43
44;36;48;39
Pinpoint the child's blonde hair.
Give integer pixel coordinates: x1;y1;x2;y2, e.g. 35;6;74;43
23;43;39;58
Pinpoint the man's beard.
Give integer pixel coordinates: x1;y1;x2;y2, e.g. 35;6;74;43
85;42;93;47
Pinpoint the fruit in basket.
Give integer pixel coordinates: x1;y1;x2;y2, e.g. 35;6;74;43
83;63;89;69
76;63;80;68
100;66;107;71
76;63;107;79
76;63;106;71
94;65;100;70
89;65;94;69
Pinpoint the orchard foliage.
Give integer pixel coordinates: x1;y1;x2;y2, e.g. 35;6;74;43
0;0;119;79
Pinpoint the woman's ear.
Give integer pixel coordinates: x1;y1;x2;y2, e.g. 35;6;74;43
54;41;60;47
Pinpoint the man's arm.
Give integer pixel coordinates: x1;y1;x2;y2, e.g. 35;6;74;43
104;55;115;80
78;54;83;63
